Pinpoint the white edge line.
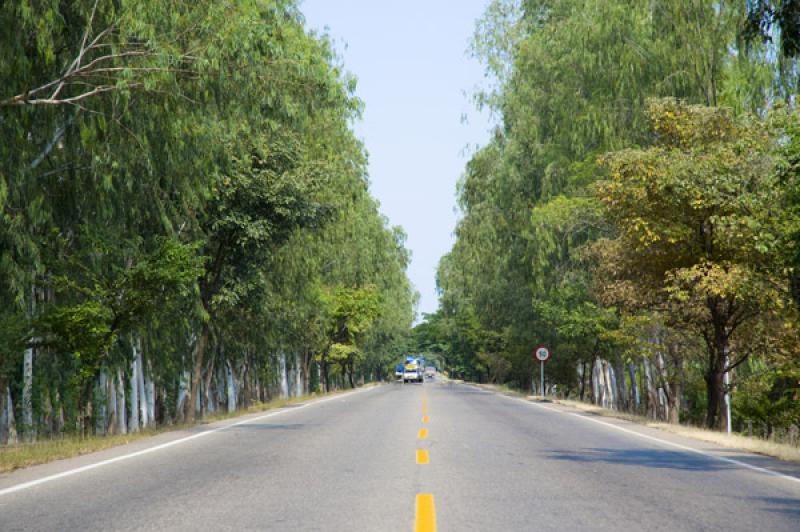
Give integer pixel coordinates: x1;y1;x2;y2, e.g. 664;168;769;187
0;385;379;497
493;390;800;487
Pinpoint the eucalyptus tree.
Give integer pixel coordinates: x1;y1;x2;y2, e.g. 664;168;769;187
435;0;794;421
0;0;416;441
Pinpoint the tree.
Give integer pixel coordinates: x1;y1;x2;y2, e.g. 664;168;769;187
596;98;797;430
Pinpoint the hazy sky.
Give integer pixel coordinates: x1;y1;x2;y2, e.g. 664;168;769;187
301;1;494;319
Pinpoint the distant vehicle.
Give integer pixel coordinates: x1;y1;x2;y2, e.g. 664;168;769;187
403;360;423;383
425;367;435;379
394;364;405;379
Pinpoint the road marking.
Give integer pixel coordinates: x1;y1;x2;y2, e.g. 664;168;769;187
416;449;430;465
418;429;429;440
414;494;437;532
0;385;380;498
422;416;430;423
498;392;800;487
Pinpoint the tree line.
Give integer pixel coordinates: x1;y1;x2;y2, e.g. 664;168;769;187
0;0;415;444
421;0;800;434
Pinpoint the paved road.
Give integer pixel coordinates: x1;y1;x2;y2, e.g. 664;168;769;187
1;380;799;531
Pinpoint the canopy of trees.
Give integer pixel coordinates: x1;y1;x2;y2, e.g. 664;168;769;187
425;0;800;434
0;0;415;443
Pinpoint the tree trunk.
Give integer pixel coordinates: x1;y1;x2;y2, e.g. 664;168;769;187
96;371;108;436
203;354;216;415
643;358;658;419
136;341;148;429
55;391;64;436
614;362;627;411
108;373;117;435
116;368;127;435
226;359;237;413
603;362;615;409
279;351;289;399
129;339;140;433
6;386;18;444
176;370;190;423
704;337;731;431
591;357;601;405
188;325;209;422
668;381;682;424
145;377;155;428
294;352;304;397
321;358;330;393
21;346;35;442
628;364;640;411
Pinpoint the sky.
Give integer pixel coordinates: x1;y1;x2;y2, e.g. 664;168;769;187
300;1;494;319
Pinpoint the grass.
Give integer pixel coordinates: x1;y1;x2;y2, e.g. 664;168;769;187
0;384;377;474
469;382;800;464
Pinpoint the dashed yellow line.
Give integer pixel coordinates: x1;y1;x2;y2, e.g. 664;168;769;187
422;415;430;423
416;449;430;465
414;494;437;532
418;428;428;440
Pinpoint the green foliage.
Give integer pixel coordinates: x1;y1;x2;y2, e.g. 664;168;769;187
0;1;415;437
430;0;800;433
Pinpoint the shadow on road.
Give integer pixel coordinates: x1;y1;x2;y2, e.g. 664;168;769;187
750;497;800;517
546;447;731;472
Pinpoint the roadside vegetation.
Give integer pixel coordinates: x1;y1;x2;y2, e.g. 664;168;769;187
0;1;415;447
417;0;800;444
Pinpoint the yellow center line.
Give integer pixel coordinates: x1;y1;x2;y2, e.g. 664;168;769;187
422;415;430;423
414;494;437;532
416;449;429;465
418;428;428;440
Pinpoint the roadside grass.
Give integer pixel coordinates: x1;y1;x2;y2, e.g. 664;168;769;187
470;383;800;464
0;384;377;474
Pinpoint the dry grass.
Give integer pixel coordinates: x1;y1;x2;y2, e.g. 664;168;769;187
0;384;377;474
468;383;800;464
0;431;161;473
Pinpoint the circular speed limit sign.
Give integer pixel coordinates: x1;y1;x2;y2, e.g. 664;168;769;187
534;346;550;362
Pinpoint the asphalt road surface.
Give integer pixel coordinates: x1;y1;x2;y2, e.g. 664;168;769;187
1;380;799;531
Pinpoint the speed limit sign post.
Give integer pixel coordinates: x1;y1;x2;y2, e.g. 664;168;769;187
534;345;550;398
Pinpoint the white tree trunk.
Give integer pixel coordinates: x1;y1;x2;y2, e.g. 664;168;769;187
55;392;65;435
128;346;140;433
22;346;35;442
604;362;616;410
643;358;658;419
108;373;117;435
135;339;148;428
628;364;640;410
226;360;237;413
279;352;289;399
146;378;155;427
116;368;127;435
614;362;627;411
96;371;108;436
6;387;18;445
592;358;601;405
176;370;190;422
294;352;304;397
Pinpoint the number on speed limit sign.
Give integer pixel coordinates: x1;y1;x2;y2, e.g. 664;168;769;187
534;346;550;362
